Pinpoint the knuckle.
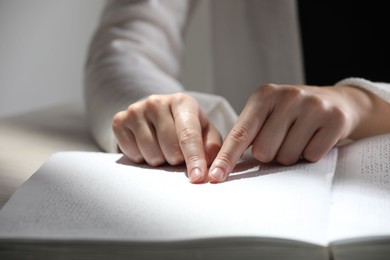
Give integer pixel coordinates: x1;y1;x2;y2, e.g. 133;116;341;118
126;103;142;118
178;127;201;146
127;153;144;164
303;95;326;109
147;156;166;167
215;151;236;168
119;144;144;164
251;145;274;163
147;94;161;102
173;92;187;100
166;145;185;165
143;149;167;167
112;111;125;129
276;153;298;166
229;125;251;144
173;92;197;107
185;153;203;166
283;86;305;100
302;149;321;163
252;83;279;100
173;92;190;101
253;84;306;104
260;83;279;94
145;95;164;111
330;107;348;126
167;154;184;166
316;103;348;129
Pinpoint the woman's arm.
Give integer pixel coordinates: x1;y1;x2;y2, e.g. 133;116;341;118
84;0;194;152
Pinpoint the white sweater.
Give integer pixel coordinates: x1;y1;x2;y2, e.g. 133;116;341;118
84;0;390;152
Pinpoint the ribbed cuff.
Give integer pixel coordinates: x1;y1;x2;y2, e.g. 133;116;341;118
336;77;390;104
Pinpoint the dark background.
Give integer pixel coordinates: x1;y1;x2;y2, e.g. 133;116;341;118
298;1;390;85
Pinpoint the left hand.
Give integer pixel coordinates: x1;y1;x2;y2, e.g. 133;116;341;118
208;84;377;183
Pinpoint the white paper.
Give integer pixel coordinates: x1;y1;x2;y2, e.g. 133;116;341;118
329;134;390;242
0;150;337;246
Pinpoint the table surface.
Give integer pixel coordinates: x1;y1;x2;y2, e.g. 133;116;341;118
0;103;100;208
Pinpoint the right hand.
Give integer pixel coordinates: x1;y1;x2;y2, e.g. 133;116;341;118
112;93;222;183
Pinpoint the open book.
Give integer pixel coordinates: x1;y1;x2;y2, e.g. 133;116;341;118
0;134;389;259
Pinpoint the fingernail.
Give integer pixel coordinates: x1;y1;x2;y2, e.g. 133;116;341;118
209;167;225;183
189;168;203;183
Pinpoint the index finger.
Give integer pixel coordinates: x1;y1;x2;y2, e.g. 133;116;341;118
171;96;208;183
208;105;267;183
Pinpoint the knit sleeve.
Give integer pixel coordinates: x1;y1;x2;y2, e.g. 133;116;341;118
336;77;390;104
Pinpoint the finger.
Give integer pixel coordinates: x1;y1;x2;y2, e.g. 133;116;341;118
112;111;144;163
278;99;346;164
145;101;184;166
125;118;166;167
171;96;208;183
303;125;341;163
275;115;319;165
201;115;222;166
209;105;268;183
251;105;297;163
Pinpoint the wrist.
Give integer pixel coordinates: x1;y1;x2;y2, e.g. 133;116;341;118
333;84;387;139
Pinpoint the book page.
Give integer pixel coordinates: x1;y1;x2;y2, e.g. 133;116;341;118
0;150;337;246
329;134;390;242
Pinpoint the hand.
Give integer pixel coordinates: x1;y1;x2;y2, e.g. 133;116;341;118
208;84;370;183
112;93;222;183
